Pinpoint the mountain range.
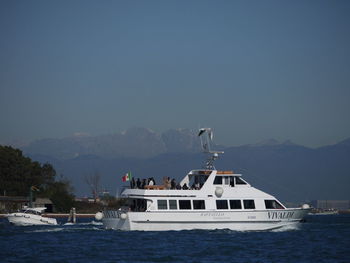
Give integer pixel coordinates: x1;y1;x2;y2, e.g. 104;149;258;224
6;128;350;203
21;127;201;159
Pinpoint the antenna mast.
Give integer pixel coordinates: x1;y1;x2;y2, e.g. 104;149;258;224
198;128;224;170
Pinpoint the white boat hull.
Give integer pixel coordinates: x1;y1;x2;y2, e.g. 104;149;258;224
7;213;58;226
102;208;309;231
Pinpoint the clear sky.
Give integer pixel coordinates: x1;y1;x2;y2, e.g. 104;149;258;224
1;0;349;147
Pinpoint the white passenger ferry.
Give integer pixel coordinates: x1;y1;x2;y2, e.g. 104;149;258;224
102;128;310;231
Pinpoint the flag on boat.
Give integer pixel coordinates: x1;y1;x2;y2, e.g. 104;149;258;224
122;172;132;182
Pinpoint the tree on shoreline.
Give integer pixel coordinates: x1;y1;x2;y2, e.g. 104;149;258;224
0;145;74;212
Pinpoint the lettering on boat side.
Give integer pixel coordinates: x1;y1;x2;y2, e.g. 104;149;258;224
268;211;295;219
200;212;225;217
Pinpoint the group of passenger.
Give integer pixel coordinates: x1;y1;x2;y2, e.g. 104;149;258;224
130;176;202;190
130;177;156;189
162;176;201;190
164;177;182;190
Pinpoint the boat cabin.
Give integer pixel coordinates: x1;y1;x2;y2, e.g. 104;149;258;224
19;207;46;215
181;170;250;188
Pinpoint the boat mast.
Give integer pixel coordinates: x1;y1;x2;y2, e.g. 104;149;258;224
198;128;224;170
29;186;33;208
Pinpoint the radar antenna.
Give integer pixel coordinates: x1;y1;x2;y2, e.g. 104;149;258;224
198;128;224;170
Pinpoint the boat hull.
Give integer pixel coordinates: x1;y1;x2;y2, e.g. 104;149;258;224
102;208;309;231
6;213;58;226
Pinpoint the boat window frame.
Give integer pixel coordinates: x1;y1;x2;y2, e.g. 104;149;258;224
131;199;148;212
193;200;206;210
169;200;177;210
213;176;223;185
230;176;235;187
264;200;285;209
229;199;242;209
216;199;229;210
179;200;192;210
157;199;168;210
223;176;230;185
235;176;247;185
243;199;255;209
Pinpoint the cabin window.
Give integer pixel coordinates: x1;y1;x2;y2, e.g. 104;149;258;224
216;200;229;209
157;200;167;210
131;199;147;212
189;175;205;190
179;200;192;210
235;177;247;185
199;175;209;186
25;210;41;215
229;200;242;209
169;200;177;210
264;200;284;209
243;200;255;209
214;176;223;184
193;200;205;210
224;176;230;185
230;177;235;187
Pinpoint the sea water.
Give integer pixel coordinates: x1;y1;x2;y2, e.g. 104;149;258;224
1;215;349;263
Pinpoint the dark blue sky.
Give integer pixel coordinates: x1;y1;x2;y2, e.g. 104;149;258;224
1;0;349;147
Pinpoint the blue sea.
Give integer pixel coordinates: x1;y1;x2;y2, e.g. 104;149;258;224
1;215;349;263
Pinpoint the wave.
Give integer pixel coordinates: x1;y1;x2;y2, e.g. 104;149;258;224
271;224;301;232
25;227;66;233
22;221;103;233
63;220;102;226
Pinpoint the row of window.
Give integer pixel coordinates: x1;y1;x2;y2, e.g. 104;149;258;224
213;176;247;186
157;200;205;210
157;199;284;210
216;199;255;209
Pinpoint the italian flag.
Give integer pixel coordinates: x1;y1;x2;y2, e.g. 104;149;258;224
122;172;132;182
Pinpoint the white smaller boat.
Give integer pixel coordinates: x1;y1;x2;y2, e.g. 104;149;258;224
6;207;58;226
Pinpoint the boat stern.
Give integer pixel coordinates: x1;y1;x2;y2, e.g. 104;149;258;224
102;210;130;230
